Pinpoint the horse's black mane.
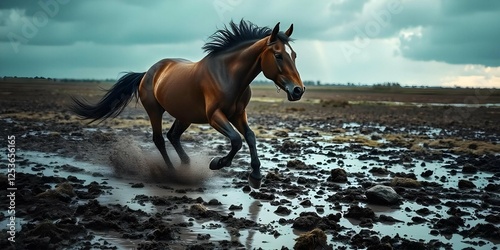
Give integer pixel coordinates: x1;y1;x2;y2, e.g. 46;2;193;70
203;19;291;56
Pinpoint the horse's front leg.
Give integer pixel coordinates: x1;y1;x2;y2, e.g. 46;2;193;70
209;109;242;170
231;111;262;189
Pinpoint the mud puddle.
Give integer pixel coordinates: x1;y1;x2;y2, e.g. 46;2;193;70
2;120;499;249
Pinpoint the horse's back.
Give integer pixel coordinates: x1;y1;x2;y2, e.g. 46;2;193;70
141;58;209;123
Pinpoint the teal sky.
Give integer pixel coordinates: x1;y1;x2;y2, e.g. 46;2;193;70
1;0;499;87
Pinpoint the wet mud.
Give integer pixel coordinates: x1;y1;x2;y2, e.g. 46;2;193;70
1;81;500;249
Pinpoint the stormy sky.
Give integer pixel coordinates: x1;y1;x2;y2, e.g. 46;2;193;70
0;0;499;87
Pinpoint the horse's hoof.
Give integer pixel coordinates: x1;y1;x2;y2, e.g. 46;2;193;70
181;157;191;165
209;157;224;170
248;174;262;189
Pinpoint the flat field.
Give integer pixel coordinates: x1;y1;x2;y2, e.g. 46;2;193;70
1;79;499;249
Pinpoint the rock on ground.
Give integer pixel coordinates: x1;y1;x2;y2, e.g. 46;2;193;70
328;168;348;183
365;185;401;205
391;177;421;188
294;228;328;250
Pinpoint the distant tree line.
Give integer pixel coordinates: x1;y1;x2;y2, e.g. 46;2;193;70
372;82;402;89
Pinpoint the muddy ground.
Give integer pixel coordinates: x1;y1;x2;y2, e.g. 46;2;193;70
1;80;500;249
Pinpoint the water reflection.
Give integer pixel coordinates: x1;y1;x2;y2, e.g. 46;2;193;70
245;200;262;249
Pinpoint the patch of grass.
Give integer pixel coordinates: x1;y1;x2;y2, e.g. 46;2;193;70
383;134;500;155
384;134;422;148
330;135;381;147
448;140;500;155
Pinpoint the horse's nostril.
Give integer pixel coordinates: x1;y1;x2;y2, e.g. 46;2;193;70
293;86;303;95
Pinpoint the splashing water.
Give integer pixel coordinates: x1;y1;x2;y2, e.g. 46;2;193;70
109;137;214;185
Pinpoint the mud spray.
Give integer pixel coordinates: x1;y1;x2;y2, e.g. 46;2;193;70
108;137;214;185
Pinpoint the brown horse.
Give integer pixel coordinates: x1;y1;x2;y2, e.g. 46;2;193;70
71;20;304;188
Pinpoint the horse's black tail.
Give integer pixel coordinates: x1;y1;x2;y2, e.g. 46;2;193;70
70;72;146;123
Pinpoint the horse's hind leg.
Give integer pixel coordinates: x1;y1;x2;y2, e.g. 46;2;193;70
143;103;174;169
167;119;191;164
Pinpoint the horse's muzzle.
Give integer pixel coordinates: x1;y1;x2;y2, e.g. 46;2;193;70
286;85;305;101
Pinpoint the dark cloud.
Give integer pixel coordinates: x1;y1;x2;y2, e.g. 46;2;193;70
0;1;222;46
441;0;500;15
399;1;500;67
1;0;499;82
0;0;49;17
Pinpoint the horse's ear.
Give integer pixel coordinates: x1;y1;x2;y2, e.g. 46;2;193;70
269;22;280;43
285;24;293;37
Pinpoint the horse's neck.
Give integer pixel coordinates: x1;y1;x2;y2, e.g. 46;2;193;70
218;38;267;89
235;39;267;83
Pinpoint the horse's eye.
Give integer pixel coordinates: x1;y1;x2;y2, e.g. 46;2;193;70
275;53;283;60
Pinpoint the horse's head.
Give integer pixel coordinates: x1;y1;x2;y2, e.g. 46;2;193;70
261;22;305;101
